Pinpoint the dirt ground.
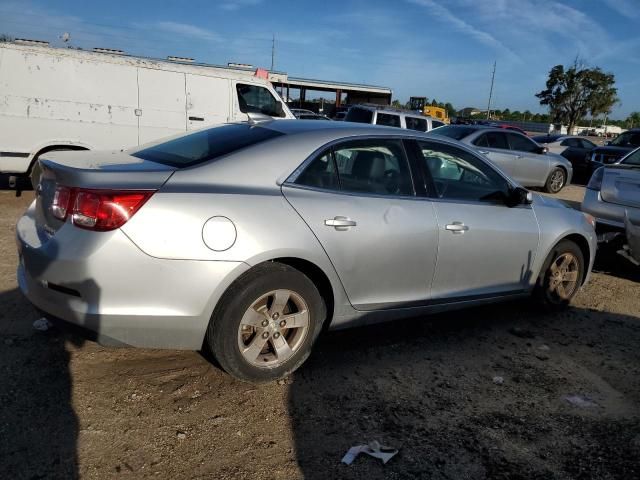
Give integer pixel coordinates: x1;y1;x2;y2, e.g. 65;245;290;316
1;181;639;479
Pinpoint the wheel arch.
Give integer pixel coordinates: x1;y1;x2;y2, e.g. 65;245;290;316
270;257;335;330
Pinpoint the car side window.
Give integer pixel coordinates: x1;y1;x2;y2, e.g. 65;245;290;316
417;141;510;202
473;134;490;148
295;151;339;191
376;113;401;128
236;83;284;117
405;116;427;131
580;139;596;149
561;138;578;147
431;120;445;129
334;140;413;196
485;132;509;150
507;133;538;153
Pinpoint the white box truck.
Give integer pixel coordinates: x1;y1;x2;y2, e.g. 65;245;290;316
0;41;294;175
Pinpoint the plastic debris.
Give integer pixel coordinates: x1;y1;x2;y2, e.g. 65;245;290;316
32;317;51;331
341;440;398;465
492;376;505;385
564;395;599;408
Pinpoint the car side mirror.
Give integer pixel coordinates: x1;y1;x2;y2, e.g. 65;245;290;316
606;141;612;146
506;187;533;207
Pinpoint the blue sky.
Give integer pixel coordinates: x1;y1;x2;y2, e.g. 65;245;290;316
1;0;638;118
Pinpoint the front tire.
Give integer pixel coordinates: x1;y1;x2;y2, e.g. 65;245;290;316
206;262;326;383
533;240;584;310
544;167;566;193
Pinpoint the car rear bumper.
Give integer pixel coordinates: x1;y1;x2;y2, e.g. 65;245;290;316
16;204;248;349
580;188;632;231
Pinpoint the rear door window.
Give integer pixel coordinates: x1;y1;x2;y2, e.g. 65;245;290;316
132;124;283;167
375;113;401;128
236;83;284;117
485;132;510;150
431;120;445;129
334;140;413;196
405;116;427;131
295;151;339;190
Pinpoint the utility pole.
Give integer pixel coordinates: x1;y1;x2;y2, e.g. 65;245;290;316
486;61;496;120
270;34;275;71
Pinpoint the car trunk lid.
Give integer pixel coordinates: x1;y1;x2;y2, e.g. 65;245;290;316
33;150;175;235
600;166;640;209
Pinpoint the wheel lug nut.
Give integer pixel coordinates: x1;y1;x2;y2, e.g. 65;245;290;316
261;319;269;327
272;312;280;320
279;320;286;328
273;332;280;339
262;331;269;339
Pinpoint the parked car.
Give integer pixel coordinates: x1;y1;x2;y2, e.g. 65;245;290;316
431;125;573;193
532;135;598;181
493;124;529;136
0;41;293;177
582;146;640;231
344;105;445;132
17;120;596;382
589;129;640;169
290;109;332;121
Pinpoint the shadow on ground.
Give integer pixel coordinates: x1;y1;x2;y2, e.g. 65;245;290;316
288;301;640;479
0;288;84;479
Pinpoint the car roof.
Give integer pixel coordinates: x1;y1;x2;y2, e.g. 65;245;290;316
260;119;413;135
348;104;438;120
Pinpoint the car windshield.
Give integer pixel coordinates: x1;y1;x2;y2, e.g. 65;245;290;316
430;126;476;140
610;131;640;147
132;124;283;167
622;148;640;166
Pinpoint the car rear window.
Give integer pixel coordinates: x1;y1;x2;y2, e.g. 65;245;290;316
132;124;283;167
431;126;476;140
345;107;374;124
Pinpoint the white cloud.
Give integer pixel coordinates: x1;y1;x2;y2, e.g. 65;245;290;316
152;21;220;42
219;0;263;11
408;0;521;61
603;0;639;19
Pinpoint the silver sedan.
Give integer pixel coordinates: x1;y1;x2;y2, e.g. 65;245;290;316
17;121;596;382
431;125;573;193
581;147;640;230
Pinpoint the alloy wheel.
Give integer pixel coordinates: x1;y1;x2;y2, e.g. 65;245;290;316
549;170;565;192
547;252;580;301
237;289;310;368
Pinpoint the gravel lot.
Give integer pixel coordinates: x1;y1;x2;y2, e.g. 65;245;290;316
1;182;639;479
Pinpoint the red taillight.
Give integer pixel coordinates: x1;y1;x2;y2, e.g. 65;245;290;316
50;186;153;231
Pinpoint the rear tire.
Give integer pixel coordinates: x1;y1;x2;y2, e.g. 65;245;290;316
533;240;584;311
206;262;325;383
544;167;566;193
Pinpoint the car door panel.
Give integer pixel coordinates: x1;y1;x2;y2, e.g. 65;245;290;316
416;139;540;299
283;187;438;309
507;132;549;187
472;131;517;177
430;201;539;298
283;138;439;310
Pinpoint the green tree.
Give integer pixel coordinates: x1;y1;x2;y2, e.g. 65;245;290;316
626;111;640;129
391;99;403;109
536;60;618;135
0;33;14;42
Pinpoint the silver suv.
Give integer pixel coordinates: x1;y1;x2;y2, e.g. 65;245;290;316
345;104;445;132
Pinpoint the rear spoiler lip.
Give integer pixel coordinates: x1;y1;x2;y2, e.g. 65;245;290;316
38;158;175;191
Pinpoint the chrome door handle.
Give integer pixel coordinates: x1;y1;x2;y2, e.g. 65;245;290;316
478;150;490;155
325;216;357;229
445;222;469;234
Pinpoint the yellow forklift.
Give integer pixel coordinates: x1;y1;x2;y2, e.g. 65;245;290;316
409;97;450;124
